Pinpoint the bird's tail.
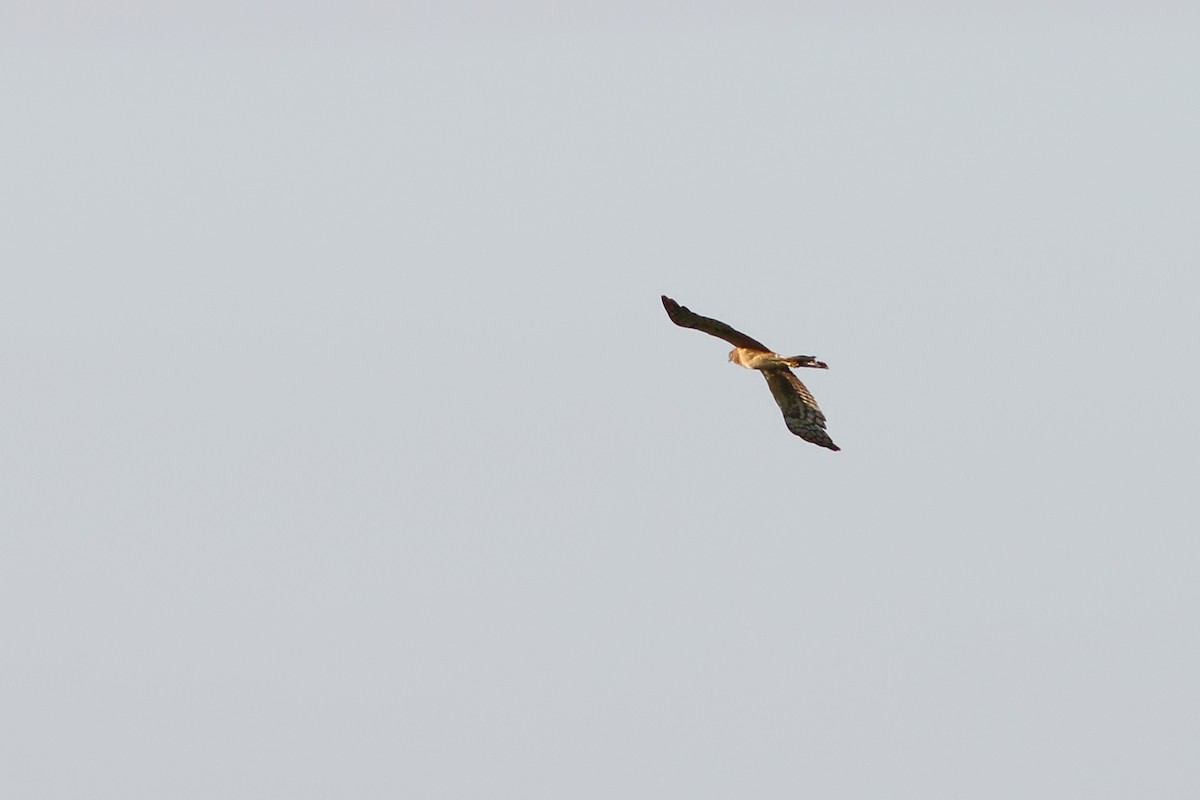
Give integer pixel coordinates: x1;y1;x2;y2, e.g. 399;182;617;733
783;355;829;370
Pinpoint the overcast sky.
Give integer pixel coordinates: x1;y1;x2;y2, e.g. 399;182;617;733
3;5;1199;798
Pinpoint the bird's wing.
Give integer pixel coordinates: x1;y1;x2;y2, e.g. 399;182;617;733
761;369;840;451
661;295;772;352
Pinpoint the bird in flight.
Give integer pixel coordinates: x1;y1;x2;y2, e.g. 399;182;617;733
661;295;839;451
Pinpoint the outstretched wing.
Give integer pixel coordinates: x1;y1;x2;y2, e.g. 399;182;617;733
761;369;840;451
661;295;772;352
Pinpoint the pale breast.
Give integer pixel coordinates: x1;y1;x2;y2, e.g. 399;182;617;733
730;348;780;369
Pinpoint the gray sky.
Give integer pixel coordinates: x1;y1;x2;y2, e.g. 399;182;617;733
4;6;1199;798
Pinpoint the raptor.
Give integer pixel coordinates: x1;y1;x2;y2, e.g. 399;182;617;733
661;295;839;451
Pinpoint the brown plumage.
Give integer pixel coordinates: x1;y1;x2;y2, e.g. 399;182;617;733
661;295;839;451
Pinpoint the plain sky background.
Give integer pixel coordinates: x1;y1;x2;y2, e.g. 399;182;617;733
3;4;1199;798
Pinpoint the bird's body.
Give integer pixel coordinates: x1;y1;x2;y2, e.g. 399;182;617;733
728;348;826;371
661;295;839;451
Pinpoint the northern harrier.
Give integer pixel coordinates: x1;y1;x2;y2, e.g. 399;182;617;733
661;295;839;451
